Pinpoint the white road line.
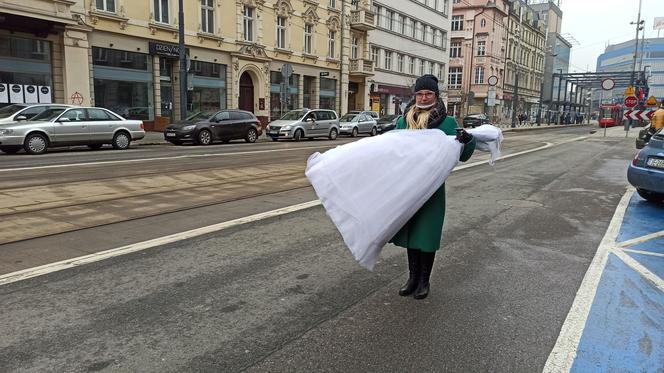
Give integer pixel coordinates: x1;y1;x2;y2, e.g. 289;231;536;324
542;188;634;373
0;134;588;286
0;200;321;286
617;230;664;248
622;248;664;259
612;249;664;291
0;145;336;173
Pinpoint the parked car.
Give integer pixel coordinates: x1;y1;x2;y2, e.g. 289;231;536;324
164;110;262;145
266;109;339;141
0;104;74;124
628;128;664;203
0;107;145;155
347;110;380;120
636;123;654;149
462;114;491;128
339;113;379;137
377;114;402;133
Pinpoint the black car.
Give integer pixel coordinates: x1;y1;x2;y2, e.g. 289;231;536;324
462;114;491;128
377;114;402;133
636;124;655;149
164;110;262;145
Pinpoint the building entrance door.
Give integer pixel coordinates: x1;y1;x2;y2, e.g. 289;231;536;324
159;58;174;121
239;72;254;112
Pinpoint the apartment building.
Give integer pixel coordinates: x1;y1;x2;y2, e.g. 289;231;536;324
368;0;450;116
0;0;375;129
449;0;509;119
502;0;546;121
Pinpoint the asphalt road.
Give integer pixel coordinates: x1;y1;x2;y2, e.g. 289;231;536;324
0;126;638;372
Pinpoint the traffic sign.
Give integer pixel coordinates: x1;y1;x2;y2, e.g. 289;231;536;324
623;110;655;121
601;78;615;91
488;75;498;86
624;95;638;108
625;85;635;96
646;95;658;107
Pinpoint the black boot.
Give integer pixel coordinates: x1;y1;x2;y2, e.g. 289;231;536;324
398;249;420;296
414;252;436;300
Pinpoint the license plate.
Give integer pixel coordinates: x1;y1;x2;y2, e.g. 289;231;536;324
166;132;176;137
646;157;664;169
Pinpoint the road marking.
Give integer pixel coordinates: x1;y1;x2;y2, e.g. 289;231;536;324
616;230;664;248
622;248;664;258
0;145;337;173
0;200;321;286
542;189;633;373
0;134;588;286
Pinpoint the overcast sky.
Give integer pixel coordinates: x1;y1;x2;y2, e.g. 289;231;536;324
559;0;662;72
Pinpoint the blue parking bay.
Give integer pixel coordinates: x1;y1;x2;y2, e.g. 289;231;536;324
569;193;664;372
571;254;664;373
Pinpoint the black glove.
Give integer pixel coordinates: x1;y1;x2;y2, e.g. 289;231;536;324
455;128;473;144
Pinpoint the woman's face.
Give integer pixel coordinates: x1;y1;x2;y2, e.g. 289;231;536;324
415;90;436;107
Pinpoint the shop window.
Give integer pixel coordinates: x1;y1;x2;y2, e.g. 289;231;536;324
94;79;152;120
0;36;51;62
92;47;148;71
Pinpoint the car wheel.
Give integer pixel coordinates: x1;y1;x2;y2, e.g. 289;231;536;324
196;129;212;145
112;131;131;150
351;127;358;138
370;127;377;136
0;146;21;154
329;128;338;140
637;188;664;204
88;144;103;150
23;133;48;155
293;129;303;142
245;128;258;143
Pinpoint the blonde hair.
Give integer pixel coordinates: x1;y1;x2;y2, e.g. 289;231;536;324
405;106;432;130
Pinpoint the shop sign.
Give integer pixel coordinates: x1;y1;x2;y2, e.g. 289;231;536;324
149;41;183;58
320;72;330;77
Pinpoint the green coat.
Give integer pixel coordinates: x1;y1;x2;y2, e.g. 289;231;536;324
390;116;475;252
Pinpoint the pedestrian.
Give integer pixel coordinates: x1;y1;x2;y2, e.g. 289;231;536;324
389;74;476;300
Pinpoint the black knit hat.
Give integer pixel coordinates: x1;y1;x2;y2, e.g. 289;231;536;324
414;74;439;96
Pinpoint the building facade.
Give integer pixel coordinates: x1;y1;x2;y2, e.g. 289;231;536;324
449;0;509;120
0;0;375;130
595;37;664;105
502;0;546;122
368;0;451;116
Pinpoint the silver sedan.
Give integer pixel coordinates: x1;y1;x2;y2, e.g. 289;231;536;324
0;107;145;155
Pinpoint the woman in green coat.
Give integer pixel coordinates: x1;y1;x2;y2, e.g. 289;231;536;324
389;74;475;300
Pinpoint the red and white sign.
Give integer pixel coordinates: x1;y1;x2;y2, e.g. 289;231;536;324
623;110;655;121
624;95;638;108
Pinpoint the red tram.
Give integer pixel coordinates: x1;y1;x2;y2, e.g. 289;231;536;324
598;104;623;128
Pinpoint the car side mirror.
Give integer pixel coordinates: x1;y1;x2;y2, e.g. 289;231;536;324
58;117;70;122
15;115;27;121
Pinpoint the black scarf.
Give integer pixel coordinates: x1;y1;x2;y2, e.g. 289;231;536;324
403;98;448;129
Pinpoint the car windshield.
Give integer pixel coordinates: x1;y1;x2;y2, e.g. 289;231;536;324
280;110;308;120
0;104;28;118
186;112;212;121
340;114;358;122
30;108;67;121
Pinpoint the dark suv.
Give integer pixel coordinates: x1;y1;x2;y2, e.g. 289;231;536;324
164;110;262;145
462;114;491;128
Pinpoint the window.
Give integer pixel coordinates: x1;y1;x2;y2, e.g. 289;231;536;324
92;47;148;70
433;29;440;47
477;40;486;56
450;41;461;58
351;37;358;59
423;25;429;43
448;67;462;88
329;0;336;8
419;59;425;75
453;0;460;3
384;51;392;70
451;15;463;31
441;31;447;49
386;10;394;31
60;109;87;122
409;56;414;74
474;66;484;84
243;6;254;41
373;5;381;27
304;24;313;54
277;16;287;49
154;0;169;23
439;64;445;80
328;30;336;58
397;54;404;72
404;18;413;37
429;62;434;75
480;19;486;28
201;0;214;33
214;111;231;121
399;15;406;34
371;47;379;63
96;0;115;12
411;20;417;38
87;108;113;121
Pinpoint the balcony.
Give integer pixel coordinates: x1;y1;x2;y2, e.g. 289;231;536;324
349;58;374;76
350;9;375;31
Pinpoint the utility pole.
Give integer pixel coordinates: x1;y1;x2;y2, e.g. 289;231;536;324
628;0;643;134
178;0;187;120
